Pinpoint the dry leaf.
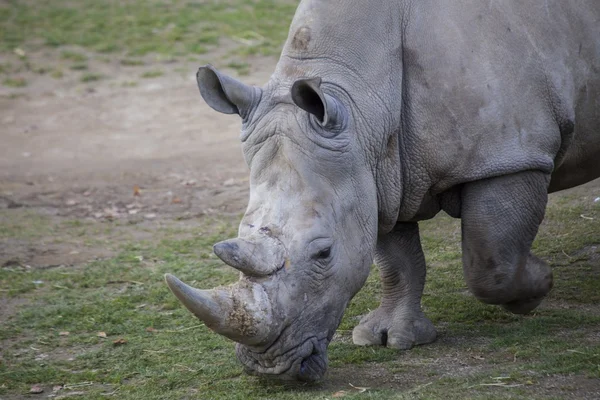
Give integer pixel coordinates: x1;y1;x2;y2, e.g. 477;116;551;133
30;385;44;394
113;338;127;346
145;327;156;333
59;331;70;336
172;197;182;204
332;390;348;398
133;185;141;196
97;332;107;338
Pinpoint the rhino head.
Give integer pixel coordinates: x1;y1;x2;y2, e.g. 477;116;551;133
165;62;401;381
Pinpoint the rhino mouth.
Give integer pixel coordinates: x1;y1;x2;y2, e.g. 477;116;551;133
236;334;329;382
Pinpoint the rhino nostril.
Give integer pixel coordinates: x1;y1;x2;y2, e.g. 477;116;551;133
381;330;388;347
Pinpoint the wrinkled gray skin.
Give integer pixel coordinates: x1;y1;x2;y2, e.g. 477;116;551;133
165;0;600;382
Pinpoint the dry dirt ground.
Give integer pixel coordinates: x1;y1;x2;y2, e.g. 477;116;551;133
0;55;276;268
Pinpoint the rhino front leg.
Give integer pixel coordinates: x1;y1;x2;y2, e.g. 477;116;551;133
352;223;436;349
461;171;554;314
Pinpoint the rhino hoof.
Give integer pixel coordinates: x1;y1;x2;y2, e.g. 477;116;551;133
502;296;545;315
352;310;437;350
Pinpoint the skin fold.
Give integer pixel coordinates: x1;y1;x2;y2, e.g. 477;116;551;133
166;0;600;382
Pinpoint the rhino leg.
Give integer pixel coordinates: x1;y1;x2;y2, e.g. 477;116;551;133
461;171;554;314
352;223;436;349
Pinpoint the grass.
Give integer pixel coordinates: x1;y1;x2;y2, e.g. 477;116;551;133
227;60;251;76
60;50;88;62
70;63;88;71
0;0;297;59
1;190;598;399
121;59;145;67
141;70;164;79
2;76;26;87
80;73;104;82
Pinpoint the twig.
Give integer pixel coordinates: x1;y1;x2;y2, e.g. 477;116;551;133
409;382;433;392
174;363;198;373
143;349;166;354
468;383;523;389
348;383;369;393
162;324;203;333
580;214;594;220
106;280;144;285
63;381;94;390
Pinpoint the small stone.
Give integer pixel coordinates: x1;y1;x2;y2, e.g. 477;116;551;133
144;213;156;220
112;338;127;346
128;209;139;215
223;178;235;186
65;199;77;206
30;385;44;394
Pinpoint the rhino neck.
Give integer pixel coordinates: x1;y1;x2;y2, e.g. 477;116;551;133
271;0;409;232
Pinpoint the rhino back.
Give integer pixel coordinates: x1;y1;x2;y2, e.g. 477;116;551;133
269;1;599;219
396;0;599;216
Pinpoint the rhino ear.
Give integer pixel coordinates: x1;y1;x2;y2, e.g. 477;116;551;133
196;65;260;118
291;77;346;131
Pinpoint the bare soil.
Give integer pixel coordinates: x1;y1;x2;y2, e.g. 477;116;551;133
1;54;275;270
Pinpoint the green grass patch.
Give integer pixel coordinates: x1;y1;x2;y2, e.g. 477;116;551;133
50;69;64;78
1;191;598;398
70;63;88;71
141;70;164;79
121;58;145;66
80;73;103;82
227;60;251;76
0;0;298;59
60;50;88;62
2;76;27;87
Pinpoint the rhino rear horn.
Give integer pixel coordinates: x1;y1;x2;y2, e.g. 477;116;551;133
197;65;261;118
213;236;286;277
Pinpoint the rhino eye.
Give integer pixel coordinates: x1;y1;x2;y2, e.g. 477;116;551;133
316;247;331;259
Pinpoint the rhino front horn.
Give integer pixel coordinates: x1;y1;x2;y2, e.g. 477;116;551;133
213;236;286;277
164;274;275;346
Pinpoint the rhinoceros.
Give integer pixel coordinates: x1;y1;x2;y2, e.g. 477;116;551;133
165;0;600;382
